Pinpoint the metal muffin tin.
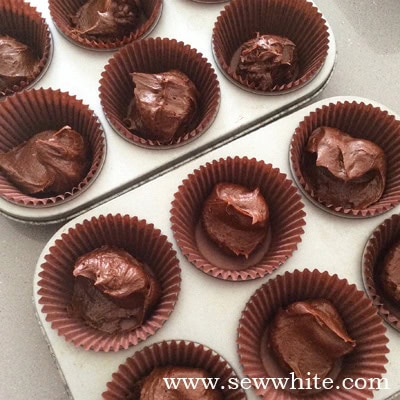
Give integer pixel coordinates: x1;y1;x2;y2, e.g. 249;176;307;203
0;0;335;223
34;97;400;400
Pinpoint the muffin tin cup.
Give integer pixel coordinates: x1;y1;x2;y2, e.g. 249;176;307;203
362;214;400;331
170;156;306;281
191;0;229;3
48;0;163;51
0;88;106;207
237;268;389;400
290;100;400;218
0;0;52;97
99;37;221;148
102;340;246;399
212;0;329;94
37;213;181;352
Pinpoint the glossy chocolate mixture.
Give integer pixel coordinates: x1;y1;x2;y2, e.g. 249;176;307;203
236;33;298;90
303;126;386;208
71;0;143;38
0;35;40;94
125;70;199;143
70;246;160;334
130;367;223;400
270;299;356;380
381;241;400;304
202;183;269;258
0;126;89;196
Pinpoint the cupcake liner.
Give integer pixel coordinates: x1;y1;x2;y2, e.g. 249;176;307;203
170;156;306;281
290;100;400;218
238;269;389;400
37;214;181;352
0;88;106;207
99;37;220;148
362;214;400;331
102;340;246;399
212;0;329;94
0;0;52;97
49;0;162;51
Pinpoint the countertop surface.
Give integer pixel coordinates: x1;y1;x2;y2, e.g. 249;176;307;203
1;1;400;399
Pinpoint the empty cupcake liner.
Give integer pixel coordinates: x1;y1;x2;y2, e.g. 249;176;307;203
99;36;220;148
102;340;246;399
290;100;400;218
170;156;306;281
362;214;400;331
49;0;162;50
0;88;106;207
37;214;181;352
0;0;52;97
212;0;329;94
238;268;389;400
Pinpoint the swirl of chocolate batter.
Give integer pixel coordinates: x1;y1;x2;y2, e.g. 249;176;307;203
236;33;298;90
69;246;160;334
125;70;199;144
270;299;356;381
71;0;142;38
0;126;89;196
0;35;40;95
130;367;223;400
303;127;386;209
381;241;400;304
201;183;269;258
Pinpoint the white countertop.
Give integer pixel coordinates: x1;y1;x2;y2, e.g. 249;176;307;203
2;1;400;399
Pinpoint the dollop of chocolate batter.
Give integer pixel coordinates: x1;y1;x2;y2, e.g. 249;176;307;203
125;70;199;143
236;33;298;90
0;126;89;196
201;183;269;258
303;126;386;208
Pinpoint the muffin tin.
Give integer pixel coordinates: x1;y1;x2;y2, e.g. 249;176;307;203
0;0;335;223
33;97;400;400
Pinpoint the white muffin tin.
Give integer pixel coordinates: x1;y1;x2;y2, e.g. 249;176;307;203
34;97;400;400
0;0;335;223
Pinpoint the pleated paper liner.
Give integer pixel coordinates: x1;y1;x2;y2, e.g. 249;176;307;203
290;100;400;218
48;0;162;50
170;156;306;281
237;269;389;400
0;0;52;97
0;88;106;207
362;214;400;331
102;340;246;399
37;214;181;352
212;0;329;94
99;37;220;148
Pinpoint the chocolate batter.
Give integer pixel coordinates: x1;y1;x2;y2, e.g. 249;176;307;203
125;70;199;143
202;183;269;258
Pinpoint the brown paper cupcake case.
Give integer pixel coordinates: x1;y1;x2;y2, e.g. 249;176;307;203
170;156;306;281
0;88;106;207
99;37;220;148
363;213;400;331
0;0;52;97
212;0;329;94
49;0;162;50
290;100;400;217
102;340;246;399
238;269;389;400
37;214;181;351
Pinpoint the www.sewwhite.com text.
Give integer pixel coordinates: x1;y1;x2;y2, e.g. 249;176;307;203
163;373;389;392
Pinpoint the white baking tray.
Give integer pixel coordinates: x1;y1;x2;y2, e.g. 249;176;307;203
0;0;335;223
33;96;400;400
